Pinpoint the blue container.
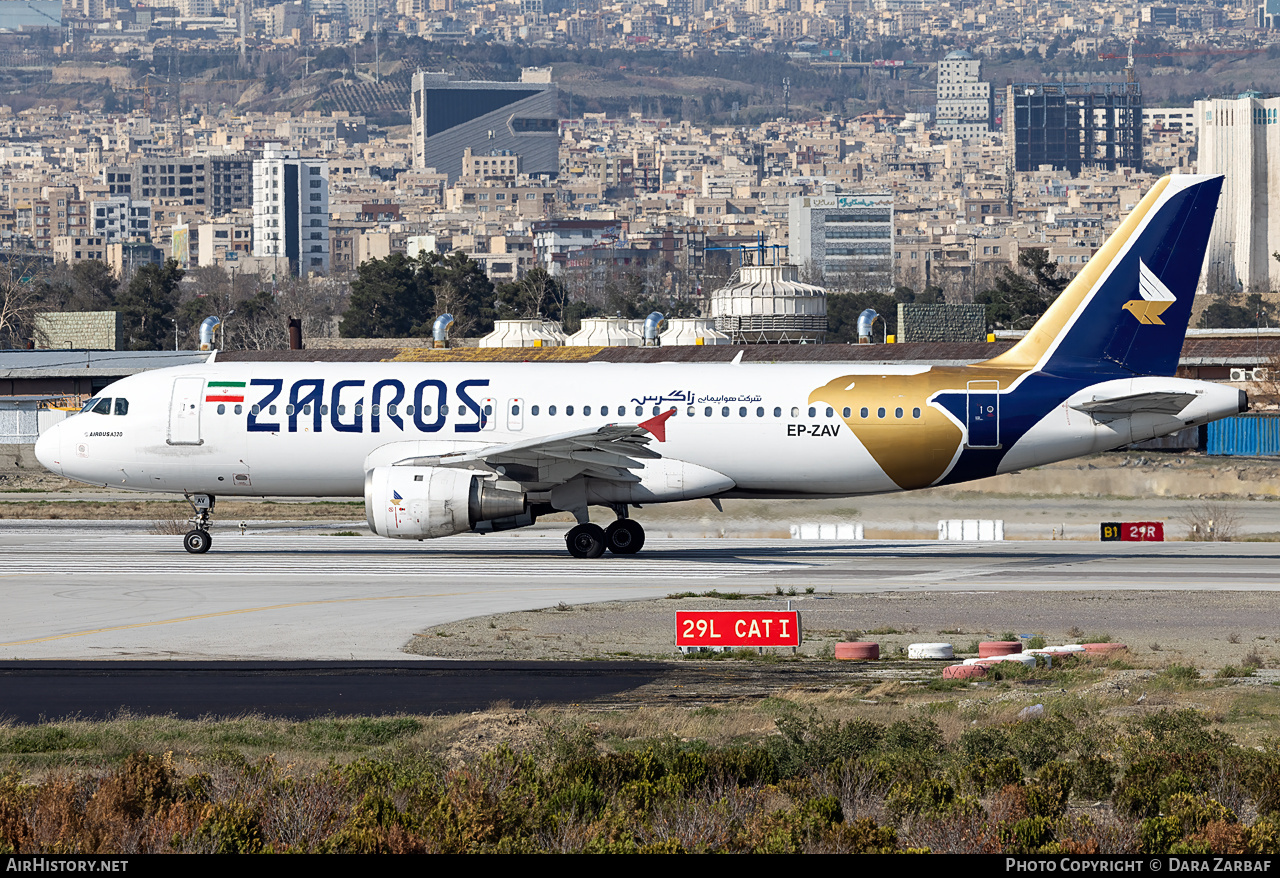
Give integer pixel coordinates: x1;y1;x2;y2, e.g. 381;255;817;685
1207;414;1280;456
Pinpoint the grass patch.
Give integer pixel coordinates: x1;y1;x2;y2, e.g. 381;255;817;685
1215;665;1257;679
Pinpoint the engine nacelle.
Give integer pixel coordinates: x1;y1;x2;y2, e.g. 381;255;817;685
365;465;527;539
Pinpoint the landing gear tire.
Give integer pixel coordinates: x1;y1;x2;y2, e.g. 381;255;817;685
565;523;607;559
183;529;212;555
605;519;645;555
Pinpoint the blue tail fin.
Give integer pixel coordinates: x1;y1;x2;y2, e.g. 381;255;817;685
984;175;1222;377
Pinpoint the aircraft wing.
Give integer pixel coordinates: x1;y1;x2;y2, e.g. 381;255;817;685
1070;391;1197;418
389;411;674;490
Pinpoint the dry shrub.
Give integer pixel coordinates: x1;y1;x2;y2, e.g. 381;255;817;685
1191;819;1250;855
901;806;999;854
1180;502;1242;541
260;775;351;852
147;519;189;536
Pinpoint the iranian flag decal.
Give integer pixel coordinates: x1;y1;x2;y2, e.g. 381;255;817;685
205;381;246;403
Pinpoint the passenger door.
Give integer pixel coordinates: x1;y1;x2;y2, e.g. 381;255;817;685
168;377;205;446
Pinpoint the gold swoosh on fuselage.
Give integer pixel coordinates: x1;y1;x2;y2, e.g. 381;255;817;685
809;366;1026;490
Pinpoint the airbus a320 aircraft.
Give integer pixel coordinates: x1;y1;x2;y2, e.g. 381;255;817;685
35;174;1245;557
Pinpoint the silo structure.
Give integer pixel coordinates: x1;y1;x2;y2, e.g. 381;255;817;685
709;264;827;343
565;317;643;346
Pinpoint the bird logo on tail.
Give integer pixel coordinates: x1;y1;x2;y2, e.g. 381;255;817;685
1122;260;1176;325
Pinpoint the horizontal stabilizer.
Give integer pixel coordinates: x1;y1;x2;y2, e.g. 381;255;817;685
1071;391;1196;418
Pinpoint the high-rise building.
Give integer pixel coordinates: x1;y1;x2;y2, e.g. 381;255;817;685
935;49;993;138
1195;92;1280;292
91;196;151;243
411;68;559;183
1259;0;1280;28
252;144;329;276
789;193;894;289
1008;82;1143;175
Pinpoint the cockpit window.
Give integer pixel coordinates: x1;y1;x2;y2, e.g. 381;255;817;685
113;398;129;416
80;397;99;413
89;398;112;415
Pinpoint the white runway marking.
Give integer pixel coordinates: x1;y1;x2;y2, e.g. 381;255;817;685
0;535;811;578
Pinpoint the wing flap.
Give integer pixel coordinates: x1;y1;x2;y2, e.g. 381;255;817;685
390;421;664;488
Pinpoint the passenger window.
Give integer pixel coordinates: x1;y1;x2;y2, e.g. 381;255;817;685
531;405;539;416
441;404;450;416
826;407;834;418
217;404;225;415
807;407;816;418
285;404;295;415
566;405;575;416
653;407;661;416
895;407;904;419
842;407;850;418
756;407;764;417
387;404;397;417
405;405;415;416
114;398;129;416
739;407;747;417
354;404;363;416
337;405;346;415
860;407;869;418
791;407;799;417
304;405;312;416
373;405;381;416
549;405;557;416
91;398;111;415
721;407;729;417
877;407;886;419
251;405;260;415
773;407;781;417
481;404;490;416
320;405;329;416
583;406;591;416
512;404;520;415
268;405;277;415
635;406;643;416
687;406;695;416
705;406;712;417
234;405;242;415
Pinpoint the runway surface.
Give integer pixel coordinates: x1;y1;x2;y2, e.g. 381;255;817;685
3;527;1280;661
0;661;673;723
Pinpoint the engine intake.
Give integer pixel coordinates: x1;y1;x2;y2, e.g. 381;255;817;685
365;465;527;539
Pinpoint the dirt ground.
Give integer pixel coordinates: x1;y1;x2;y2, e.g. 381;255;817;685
405;590;1280;677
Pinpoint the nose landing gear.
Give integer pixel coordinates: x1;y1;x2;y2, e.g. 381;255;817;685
183;493;215;554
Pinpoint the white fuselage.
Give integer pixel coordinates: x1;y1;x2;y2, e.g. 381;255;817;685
35;360;1242;502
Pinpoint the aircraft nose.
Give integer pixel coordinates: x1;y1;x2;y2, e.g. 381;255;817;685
34;419;63;475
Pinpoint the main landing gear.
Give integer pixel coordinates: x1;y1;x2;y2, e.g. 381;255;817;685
183;493;215;554
564;507;646;559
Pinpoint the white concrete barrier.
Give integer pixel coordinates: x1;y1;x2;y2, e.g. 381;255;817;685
790;523;864;540
937;519;1004;541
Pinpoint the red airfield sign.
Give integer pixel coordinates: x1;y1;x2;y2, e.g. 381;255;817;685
675;610;802;649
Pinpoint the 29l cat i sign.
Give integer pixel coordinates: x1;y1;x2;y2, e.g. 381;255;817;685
675;611;802;648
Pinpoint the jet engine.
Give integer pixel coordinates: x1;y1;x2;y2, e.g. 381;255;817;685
365;466;528;539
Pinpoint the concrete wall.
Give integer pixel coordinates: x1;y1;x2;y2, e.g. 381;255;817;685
34;311;122;350
897;303;986;343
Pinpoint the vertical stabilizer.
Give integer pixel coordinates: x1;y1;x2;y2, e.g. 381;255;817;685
983;175;1222;377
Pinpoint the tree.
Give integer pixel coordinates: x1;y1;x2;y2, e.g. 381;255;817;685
492;267;564;322
0;269;42;348
338;253;431;338
426;251;495;338
974;249;1066;330
114;260;184;350
1198;293;1271;329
